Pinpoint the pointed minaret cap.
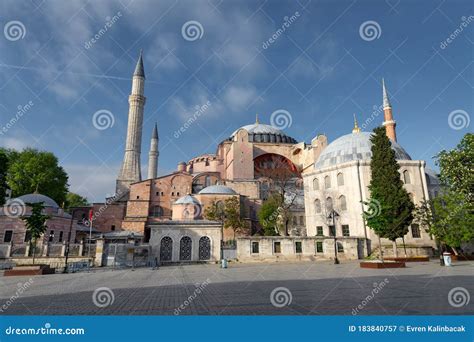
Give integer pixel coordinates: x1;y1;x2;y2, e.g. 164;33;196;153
133;50;145;78
255;113;259;124
352;114;361;133
152;122;158;139
382;78;391;109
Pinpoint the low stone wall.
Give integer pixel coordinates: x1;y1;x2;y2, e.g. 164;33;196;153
237;237;366;262
379;245;435;257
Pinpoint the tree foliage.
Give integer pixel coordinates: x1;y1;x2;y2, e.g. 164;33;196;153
65;192;88;211
21;202;50;264
6;148;69;205
364;127;414;244
203;197;247;239
257;194;283;236
0;149;9;206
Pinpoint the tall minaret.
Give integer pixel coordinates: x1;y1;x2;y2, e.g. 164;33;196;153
382;78;397;142
116;51;146;195
147;123;159;179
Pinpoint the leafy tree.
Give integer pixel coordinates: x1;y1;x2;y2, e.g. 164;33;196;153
204;198;248;241
65;192;88;211
21;202;50;265
6;148;69;205
436;133;473;202
364;127;414;257
0;149;9;206
257;194;282;236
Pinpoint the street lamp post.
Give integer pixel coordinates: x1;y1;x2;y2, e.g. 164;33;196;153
327;209;340;265
64;208;78;273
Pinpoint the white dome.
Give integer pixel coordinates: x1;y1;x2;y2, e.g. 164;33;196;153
198;185;237;195
16;193;59;208
175;194;200;205
315;132;411;169
229;123;297;144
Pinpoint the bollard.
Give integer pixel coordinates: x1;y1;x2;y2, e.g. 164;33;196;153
442;252;452;266
221;259;228;269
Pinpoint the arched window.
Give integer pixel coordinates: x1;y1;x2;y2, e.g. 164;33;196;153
403;170;411;184
179;236;192;261
339;195;347;211
205;176;211;187
326;197;333;211
151;206;163;217
160;236;173;261
337;173;344;186
314;199;322;213
313;178;319;190
324;175;331;189
198;236;211;260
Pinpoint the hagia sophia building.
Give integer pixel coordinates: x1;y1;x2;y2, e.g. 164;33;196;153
1;52;441;263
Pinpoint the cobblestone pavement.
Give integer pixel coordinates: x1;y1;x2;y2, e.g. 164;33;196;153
0;261;472;315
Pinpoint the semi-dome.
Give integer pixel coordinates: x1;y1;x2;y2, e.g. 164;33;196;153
198;185;237;195
315;132;411;169
229;123;297;144
16;193;59;208
175;194;201;205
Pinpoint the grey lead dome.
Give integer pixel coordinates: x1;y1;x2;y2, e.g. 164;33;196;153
315;132;412;169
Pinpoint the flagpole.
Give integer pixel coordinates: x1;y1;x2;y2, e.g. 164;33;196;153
88;209;93;270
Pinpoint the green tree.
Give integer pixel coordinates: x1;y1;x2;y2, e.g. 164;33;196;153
21;202;50;265
0;149;9;206
364;127;414;258
65;192;88;211
257;194;282;236
203;198;248;241
436;133;473;202
6;148;69;205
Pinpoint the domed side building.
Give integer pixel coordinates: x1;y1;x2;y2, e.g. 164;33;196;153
303;87;441;258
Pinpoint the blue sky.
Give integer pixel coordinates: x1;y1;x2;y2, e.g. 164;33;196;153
0;0;472;202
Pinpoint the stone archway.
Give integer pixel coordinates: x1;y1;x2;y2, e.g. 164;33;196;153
179;236;192;261
160;236;173;261
198;236;211;260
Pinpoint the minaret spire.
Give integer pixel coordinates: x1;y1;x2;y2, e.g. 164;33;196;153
381;78;397;142
147;123;159;180
352;114;361;133
255;113;259;124
116;51;147;195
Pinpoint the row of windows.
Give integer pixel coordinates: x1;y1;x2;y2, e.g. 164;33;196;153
2;230;64;243
315;225;350;237
313;170;414;191
251;241;344;254
291;216;305;226
314;196;347;213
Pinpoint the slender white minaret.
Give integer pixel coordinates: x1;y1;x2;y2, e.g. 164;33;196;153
382;78;397;142
116;51;146;195
147;123;159;179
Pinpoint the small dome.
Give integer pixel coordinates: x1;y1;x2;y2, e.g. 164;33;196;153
315;132;411;169
198;185;237;195
174;194;200;205
16;193;59;208
229;123;297;144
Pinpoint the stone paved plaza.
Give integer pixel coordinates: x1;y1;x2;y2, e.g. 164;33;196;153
0;261;472;315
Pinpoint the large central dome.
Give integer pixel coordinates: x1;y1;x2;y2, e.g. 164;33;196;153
315;132;411;169
230;123;297;144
